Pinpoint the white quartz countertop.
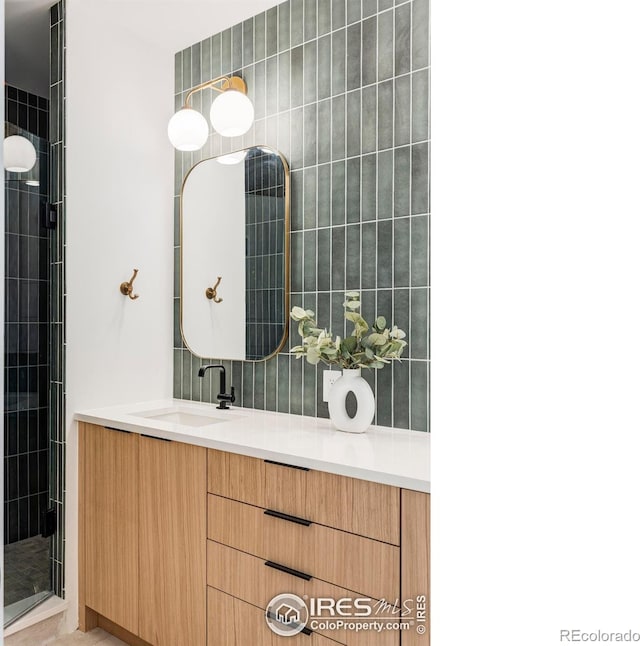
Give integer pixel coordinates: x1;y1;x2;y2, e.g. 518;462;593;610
74;399;429;492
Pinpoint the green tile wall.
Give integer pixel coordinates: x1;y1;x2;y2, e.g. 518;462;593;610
49;0;66;597
174;0;429;431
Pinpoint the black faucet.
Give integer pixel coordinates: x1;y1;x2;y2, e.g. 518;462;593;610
197;364;236;410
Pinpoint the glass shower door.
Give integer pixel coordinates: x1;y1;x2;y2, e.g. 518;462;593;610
3;122;53;627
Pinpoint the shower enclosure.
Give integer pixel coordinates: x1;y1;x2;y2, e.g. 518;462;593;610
3;90;54;627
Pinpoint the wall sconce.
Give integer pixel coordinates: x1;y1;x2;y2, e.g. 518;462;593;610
3;135;37;172
168;75;254;151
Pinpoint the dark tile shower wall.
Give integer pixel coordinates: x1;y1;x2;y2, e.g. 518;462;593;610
245;149;286;359
174;0;430;431
4;86;49;140
4;87;50;544
49;0;66;597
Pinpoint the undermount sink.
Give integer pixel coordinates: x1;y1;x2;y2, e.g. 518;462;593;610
135;406;232;427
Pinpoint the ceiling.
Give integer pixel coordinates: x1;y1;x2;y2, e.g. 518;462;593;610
5;0;280;99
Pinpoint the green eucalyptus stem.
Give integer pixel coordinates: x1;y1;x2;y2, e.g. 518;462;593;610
290;292;407;370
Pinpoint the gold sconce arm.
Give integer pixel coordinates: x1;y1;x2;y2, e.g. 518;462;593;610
205;276;223;303
183;75;248;108
120;268;140;300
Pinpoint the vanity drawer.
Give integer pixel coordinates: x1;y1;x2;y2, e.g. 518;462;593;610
207;494;399;603
207;541;400;646
207;449;400;545
208;586;345;646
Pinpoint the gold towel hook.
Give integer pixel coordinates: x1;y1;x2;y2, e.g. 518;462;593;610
205;276;223;303
120;269;140;300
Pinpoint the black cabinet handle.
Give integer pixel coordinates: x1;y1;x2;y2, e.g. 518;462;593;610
264;509;312;527
266;611;313;636
141;434;172;442
264;560;312;581
264;459;310;472
105;426;131;434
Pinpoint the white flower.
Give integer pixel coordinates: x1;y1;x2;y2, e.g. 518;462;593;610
390;325;406;340
291;306;308;321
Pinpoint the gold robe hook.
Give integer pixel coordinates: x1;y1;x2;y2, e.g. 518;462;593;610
205;276;223;303
120;269;139;300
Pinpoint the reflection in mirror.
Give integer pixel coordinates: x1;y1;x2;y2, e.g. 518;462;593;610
181;146;289;360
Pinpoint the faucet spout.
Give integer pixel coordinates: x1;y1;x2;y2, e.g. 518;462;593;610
197;364;235;410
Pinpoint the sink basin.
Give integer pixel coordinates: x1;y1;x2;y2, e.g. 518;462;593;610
135;407;231;427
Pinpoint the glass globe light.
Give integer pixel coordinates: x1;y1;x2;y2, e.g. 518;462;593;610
210;90;254;137
4;135;37;172
167;108;209;151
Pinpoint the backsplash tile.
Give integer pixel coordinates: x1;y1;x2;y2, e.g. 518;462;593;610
174;0;430;432
318;1;332;34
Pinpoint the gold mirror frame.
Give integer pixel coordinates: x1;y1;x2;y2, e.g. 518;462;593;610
179;146;290;362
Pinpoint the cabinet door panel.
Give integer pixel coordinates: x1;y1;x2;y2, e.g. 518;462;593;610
139;437;207;646
401;491;430;645
83;424;139;635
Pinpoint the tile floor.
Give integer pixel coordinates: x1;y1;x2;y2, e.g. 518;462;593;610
6;625;128;646
4;535;51;606
50;628;128;645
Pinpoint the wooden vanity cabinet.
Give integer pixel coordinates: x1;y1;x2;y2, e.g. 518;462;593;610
79;424;207;646
80;425;429;646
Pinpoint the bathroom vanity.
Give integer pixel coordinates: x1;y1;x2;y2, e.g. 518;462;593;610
75;401;430;646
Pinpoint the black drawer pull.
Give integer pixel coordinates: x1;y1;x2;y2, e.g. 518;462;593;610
264;509;312;527
105;426;131;434
265;560;312;581
266;611;313;636
264;459;310;472
141;433;172;442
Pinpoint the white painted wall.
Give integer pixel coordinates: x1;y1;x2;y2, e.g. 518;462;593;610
63;0;175;633
61;0;283;635
182;158;246;359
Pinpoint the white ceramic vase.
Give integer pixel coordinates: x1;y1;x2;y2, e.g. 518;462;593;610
327;368;375;433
